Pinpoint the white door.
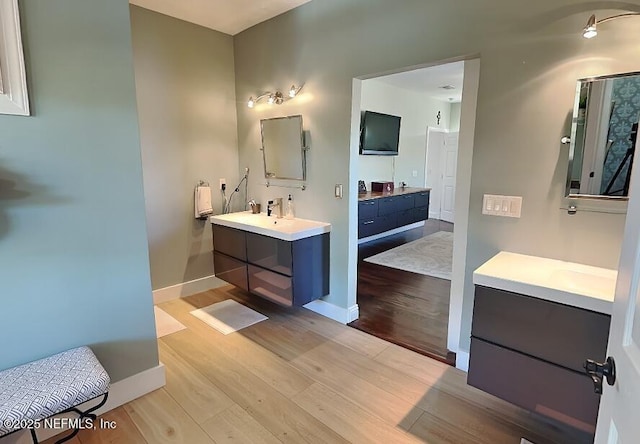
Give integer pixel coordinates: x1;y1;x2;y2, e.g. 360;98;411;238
594;149;640;442
425;129;445;219
440;132;459;223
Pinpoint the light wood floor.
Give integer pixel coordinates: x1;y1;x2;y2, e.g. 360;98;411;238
41;286;589;444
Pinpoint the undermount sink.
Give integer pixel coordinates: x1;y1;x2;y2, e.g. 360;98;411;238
210;211;331;241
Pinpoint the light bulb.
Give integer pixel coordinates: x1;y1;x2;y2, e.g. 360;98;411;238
247;97;255;108
583;26;597;38
267;95;275;105
289;85;297;98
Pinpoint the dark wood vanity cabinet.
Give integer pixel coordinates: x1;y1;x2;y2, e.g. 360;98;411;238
213;224;329;307
468;286;611;434
357;188;430;239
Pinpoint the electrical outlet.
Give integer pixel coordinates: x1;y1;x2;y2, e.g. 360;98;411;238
219;178;226;190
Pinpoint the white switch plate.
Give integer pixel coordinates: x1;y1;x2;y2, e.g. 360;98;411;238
482;194;522;218
335;184;343;198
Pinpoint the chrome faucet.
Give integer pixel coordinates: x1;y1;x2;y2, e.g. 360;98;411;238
267;198;283;218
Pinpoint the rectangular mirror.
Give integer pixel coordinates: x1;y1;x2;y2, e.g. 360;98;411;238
566;71;640;200
260;115;306;181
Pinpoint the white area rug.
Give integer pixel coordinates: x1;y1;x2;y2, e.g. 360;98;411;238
190;299;268;335
364;231;453;280
154;306;186;338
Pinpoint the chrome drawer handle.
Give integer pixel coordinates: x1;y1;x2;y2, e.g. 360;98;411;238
363;220;375;225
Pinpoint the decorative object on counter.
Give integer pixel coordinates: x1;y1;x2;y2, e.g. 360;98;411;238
371;181;394;193
285;194;295;219
222;167;250;214
400;181;407;189
194;180;213;219
358;180;367;194
582;12;640;39
364;231;453;280
190;299;267;335
248;199;261;214
247;84;303;108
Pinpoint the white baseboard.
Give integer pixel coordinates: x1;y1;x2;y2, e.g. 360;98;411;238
456;350;469;372
304;299;359;324
5;364;166;443
153;275;227;304
357;221;425;245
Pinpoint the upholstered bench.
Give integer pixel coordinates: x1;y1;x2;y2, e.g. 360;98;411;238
0;346;110;444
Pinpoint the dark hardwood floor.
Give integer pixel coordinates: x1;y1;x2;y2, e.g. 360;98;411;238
349;219;456;365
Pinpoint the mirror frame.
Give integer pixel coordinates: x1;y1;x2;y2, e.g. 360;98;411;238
563;71;640;213
260;115;307;182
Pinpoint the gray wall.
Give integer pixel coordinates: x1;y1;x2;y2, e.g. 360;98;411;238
234;0;636;352
0;0;157;381
130;6;239;290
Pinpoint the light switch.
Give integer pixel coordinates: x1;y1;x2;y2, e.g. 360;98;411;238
482;194;522;218
334;184;343;199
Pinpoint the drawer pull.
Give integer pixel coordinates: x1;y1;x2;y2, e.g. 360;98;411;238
363;220;375;225
584;356;616;395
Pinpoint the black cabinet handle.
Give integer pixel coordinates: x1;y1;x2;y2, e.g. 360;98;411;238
363;220;375;225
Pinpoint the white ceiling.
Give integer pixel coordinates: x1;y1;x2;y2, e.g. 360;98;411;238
373;61;465;103
129;0;312;35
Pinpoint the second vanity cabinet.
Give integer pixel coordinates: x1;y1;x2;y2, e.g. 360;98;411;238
212;224;329;307
468;252;616;437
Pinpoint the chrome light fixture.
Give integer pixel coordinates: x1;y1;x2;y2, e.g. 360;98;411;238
582;12;640;39
247;84;303;108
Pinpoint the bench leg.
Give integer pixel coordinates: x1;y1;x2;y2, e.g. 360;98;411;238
54;392;109;444
30;428;39;444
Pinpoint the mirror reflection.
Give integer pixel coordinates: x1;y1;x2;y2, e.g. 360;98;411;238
567;72;640;198
260;115;306;181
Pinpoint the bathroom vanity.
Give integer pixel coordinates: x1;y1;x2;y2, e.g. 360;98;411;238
468;252;616;435
210;212;330;307
357;187;430;239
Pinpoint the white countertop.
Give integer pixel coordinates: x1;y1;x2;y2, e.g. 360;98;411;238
210;211;331;241
473;252;617;315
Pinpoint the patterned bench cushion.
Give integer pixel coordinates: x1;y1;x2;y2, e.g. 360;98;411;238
0;346;110;436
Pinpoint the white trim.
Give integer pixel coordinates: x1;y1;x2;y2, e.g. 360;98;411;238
304;299;359;324
6;364;166;444
357;221;424;245
153;275;228;304
0;0;30;116
455;350;469;372
447;58;480;356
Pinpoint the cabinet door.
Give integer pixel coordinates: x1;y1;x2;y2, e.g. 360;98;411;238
472;286;611;373
213;224;247;261
414;191;430;207
397;208;414;227
246;232;292;276
214;252;248;291
395;194;415;212
377;196;396;216
248;264;293;307
358;199;378;220
411;206;429;223
468;338;599;435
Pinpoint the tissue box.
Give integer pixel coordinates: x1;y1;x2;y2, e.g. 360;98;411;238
371;181;394;193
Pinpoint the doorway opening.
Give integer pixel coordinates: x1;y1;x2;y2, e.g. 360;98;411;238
347;58;478;367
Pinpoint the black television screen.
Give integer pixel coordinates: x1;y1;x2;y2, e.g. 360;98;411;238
360;111;401;156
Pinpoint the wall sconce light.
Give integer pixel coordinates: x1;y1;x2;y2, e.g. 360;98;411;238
582;12;640;39
247;84;303;108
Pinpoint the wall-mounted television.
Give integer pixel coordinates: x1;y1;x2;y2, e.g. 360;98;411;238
359;110;401;156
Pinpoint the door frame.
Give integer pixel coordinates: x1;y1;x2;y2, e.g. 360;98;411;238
347;58;480;371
